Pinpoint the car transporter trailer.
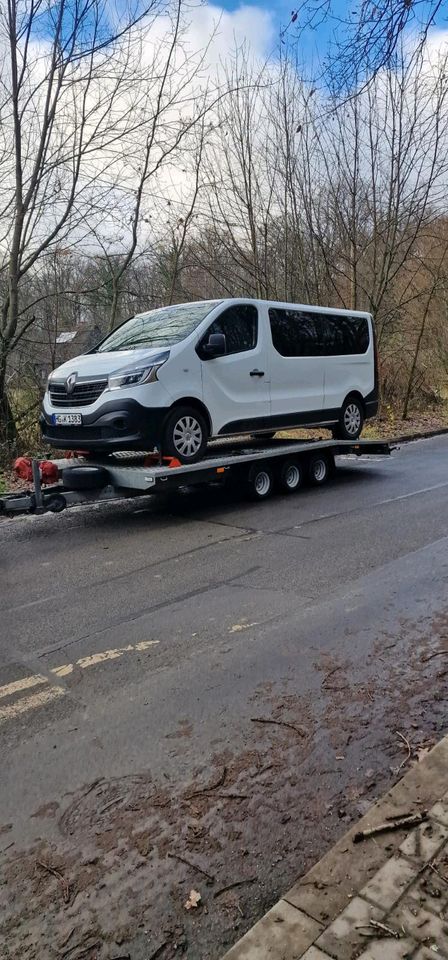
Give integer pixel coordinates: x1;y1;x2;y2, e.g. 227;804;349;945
0;436;394;518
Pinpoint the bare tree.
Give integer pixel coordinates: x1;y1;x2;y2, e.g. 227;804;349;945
91;1;216;332
0;0;168;446
286;0;445;89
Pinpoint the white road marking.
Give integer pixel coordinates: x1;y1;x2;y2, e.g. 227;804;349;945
374;481;448;507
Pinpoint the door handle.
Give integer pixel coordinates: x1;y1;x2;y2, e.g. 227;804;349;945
250;369;265;377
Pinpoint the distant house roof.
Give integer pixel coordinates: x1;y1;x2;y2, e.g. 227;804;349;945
56;331;77;344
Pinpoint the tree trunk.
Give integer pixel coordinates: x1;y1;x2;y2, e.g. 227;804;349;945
108;279;120;332
402;298;432;420
0;357;18;449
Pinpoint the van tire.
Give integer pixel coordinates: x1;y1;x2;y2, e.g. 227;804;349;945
162;406;208;463
332;396;364;440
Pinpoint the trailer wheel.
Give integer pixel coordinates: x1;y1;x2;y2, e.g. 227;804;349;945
308;453;330;486
246;463;274;500
61;465;109;490
277;458;302;494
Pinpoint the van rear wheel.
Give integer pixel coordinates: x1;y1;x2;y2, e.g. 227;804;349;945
332;397;364;441
162;406;208;463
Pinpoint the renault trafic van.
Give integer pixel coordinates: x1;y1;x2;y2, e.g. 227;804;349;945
41;298;379;462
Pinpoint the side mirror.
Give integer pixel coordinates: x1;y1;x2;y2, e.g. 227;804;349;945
203;332;226;357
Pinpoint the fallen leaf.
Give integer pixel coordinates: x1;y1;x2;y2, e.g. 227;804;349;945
184;889;201;910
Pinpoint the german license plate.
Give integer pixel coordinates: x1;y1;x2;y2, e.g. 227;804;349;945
52;413;82;425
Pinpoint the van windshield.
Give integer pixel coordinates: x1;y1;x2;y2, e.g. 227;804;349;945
95;301;221;353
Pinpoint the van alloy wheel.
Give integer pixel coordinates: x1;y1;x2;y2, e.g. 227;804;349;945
173;415;203;458
333;396;364;441
162;405;208;463
344;402;362;436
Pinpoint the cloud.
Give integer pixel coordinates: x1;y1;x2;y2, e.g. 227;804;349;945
186;3;276;65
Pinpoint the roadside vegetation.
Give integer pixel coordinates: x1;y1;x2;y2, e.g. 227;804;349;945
1;0;448;466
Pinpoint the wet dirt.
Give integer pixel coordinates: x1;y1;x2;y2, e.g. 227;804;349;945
1;614;447;960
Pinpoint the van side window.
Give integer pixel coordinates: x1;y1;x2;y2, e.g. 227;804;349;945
269;309;323;357
269;309;370;357
198;304;258;358
323;316;369;355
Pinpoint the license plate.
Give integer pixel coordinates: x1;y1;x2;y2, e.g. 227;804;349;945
52;413;82;425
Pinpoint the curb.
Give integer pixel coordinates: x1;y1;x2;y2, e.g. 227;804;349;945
221;731;448;960
386;427;448;444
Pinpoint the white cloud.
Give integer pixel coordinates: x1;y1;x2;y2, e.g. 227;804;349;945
185;3;276;66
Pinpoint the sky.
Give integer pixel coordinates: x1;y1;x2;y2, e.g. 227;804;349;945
206;0;448;69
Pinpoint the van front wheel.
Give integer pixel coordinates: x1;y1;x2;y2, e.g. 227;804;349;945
162;406;208;463
332;397;364;441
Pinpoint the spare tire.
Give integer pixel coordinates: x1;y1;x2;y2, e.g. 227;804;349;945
62;465;109;490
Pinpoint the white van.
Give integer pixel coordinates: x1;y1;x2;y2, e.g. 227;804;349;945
41;299;379;462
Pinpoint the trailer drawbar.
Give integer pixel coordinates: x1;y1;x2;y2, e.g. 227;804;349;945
0;437;393;517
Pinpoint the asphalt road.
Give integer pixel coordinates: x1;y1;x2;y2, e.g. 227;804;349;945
1;435;448;960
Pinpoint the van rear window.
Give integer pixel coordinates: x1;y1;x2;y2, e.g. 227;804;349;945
268;309;370;357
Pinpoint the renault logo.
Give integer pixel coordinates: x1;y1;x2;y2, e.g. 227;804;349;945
65;372;77;394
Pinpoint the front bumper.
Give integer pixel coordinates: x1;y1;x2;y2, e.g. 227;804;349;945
40;398;168;451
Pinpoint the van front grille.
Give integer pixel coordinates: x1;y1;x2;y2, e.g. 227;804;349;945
49;379;107;407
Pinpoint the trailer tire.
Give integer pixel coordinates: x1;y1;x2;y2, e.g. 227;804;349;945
246;463;274;500
61;465;109;490
277;458;302;493
308;453;330;486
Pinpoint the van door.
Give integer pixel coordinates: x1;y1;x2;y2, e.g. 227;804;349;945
322;314;373;412
268;307;325;420
197;303;270;434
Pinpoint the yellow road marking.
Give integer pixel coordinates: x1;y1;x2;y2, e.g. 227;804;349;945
229;622;258;633
0;686;65;725
0;640;160;721
0;674;47;700
53;640;159;676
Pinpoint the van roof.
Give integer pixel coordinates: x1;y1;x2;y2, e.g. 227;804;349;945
219;298;372;319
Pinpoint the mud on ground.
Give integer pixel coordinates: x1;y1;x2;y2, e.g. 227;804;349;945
1;613;447;960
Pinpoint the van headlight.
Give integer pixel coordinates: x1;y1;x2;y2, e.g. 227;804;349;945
108;351;169;390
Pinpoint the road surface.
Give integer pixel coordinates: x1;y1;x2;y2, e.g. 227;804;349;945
1;435;448;960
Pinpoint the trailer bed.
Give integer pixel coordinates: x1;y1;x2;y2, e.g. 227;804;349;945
0;437;394;516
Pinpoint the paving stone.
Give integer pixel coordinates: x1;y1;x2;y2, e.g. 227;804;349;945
429;794;448;827
314;897;382;960
299;948;333;960
221;899;323;960
356;939;416;960
405;864;448;917
360;854;419;910
413;947;448;960
388;897;448;953
399;820;448;864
